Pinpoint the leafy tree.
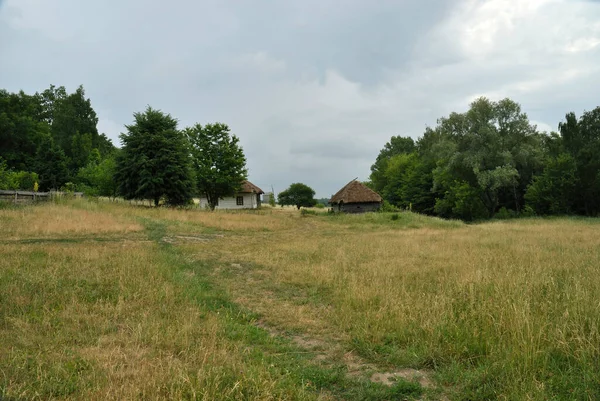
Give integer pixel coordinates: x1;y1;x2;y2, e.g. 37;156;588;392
48;86;98;151
380;152;437;214
70;131;94;171
430;98;544;217
40;85;114;173
76;155;118;198
39;85;67;125
370;136;415;194
399;157;436;214
184;123;248;210
0;85;115;183
278;183;317;209
11;171;39;191
115;107;194;206
559;108;600;215
35;137;70;191
0;158;13;190
0;89;51;171
525;153;578;215
367;98;550;220
381;153;417;208
372;131;448;214
434;179;487;221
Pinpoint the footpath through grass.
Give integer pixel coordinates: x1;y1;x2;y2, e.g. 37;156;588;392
2;200;600;400
0;201;427;400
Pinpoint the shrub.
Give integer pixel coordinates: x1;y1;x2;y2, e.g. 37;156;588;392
495;207;517;220
300;208;318;217
391;213;400;221
61;182;77;193
380;200;400;212
0;160;39;191
525;153;577;215
520;205;536;218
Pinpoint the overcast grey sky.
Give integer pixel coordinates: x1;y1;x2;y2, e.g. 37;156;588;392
1;0;599;197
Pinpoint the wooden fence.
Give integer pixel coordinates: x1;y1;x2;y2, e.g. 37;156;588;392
0;190;84;204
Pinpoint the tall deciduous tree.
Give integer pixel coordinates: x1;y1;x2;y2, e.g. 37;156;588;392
559;108;600;216
431;98;544;217
0;89;51;171
525;153;578;215
278;183;317;209
41;85;114;172
35;137;70;191
115;107;194;206
185;123;248;210
76;155;118;198
370;136;415;194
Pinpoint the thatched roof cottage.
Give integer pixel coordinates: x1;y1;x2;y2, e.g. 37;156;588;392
199;180;264;209
329;179;382;213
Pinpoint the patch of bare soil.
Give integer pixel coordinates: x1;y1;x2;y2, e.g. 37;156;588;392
161;234;224;244
253;319;447;400
343;350;377;377
370;369;434;389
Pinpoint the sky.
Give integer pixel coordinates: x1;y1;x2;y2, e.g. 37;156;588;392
1;0;599;197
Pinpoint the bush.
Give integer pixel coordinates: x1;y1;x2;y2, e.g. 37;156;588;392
434;181;488;221
391;213;399;221
300;208;318;217
61;182;77;193
520;205;536;218
380;200;400;212
0;160;39;191
315;203;325;209
494;207;517;220
525;153;577;215
13;171;39;191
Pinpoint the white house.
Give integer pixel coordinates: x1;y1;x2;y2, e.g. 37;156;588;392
198;181;264;210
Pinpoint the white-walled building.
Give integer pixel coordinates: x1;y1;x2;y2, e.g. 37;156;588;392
198;181;264;210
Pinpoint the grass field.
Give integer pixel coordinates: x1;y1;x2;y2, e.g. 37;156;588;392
1;200;599;400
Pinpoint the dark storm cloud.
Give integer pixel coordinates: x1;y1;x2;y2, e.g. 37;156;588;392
1;0;599;196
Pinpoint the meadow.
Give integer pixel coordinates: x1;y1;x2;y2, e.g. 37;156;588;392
1;200;599;400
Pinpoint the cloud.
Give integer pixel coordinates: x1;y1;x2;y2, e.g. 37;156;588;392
1;0;600;196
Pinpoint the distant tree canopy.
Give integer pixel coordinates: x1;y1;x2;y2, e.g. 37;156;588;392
370;136;415;196
370;97;600;220
4;84;599;219
0;85;250;204
115;107;194;206
76;153;118;198
185;123;247;210
0;85;115;190
278;183;317;209
0;158;39;191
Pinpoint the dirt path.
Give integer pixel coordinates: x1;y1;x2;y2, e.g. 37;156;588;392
254;317;449;401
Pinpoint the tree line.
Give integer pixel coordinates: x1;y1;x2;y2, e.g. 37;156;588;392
0;85;114;192
4;86;598;218
0;86;248;208
369;97;600;220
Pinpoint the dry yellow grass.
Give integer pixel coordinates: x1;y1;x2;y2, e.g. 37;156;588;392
0;202;142;239
187;215;600;399
100;202;302;232
0;203;331;400
2;201;600;400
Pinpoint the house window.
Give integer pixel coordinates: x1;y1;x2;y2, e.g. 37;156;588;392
236;196;244;206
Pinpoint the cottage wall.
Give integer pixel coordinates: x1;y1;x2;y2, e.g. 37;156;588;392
338;202;381;213
198;193;260;210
